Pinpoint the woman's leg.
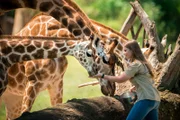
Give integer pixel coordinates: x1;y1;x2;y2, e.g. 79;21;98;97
144;101;160;120
126;100;159;120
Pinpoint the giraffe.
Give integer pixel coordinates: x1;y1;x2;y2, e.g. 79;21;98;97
0;14;113;119
1;13;154;119
0;0;119;97
0;13;128;119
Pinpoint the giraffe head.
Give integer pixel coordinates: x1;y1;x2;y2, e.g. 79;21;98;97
86;36;119;96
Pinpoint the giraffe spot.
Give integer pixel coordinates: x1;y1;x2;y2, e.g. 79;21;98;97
32;49;44;59
52;0;64;7
0;70;5;83
9;53;20;63
76;16;85;28
83;28;91;36
62;50;70;55
24;0;37;8
21;29;30;36
34;41;42;48
18;85;24;91
43;41;54;49
22;54;31;61
31;24;41;35
55;42;64;48
9;40;18;47
0;82;2;89
100;28;109;34
16;73;25;84
73;29;82;36
35;82;43;93
58;82;63;89
8;76;17;88
48;49;58;58
68;20;79;32
56;98;63;104
39;2;53;12
25;62;35;75
50;8;65;20
1;58;11;67
67;41;75;47
47;59;56;74
21;40;31;46
27;45;36;53
63;6;74;18
60;47;67;52
27;86;35;98
14;45;25;53
8;64;19;76
20;63;25;73
79;54;83;57
62;18;68;27
57;57;68;73
27;74;36;81
48;25;60;30
35;70;48;80
1;46;12;55
57;30;73;37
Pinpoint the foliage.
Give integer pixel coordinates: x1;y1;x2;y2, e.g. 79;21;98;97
75;0;179;43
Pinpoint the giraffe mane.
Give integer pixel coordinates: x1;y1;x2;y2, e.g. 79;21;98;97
65;0;100;37
0;35;80;41
90;19;129;41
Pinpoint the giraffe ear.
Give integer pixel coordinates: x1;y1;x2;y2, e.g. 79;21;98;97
107;39;119;54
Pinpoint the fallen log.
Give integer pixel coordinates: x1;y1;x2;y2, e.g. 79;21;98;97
15;91;180;120
15;96;128;120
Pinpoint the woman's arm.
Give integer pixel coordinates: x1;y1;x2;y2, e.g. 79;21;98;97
91;72;131;83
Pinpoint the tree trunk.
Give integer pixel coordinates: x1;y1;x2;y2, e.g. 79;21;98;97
15;92;180;120
157;35;180;93
12;8;38;34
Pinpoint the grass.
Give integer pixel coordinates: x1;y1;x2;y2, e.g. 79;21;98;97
0;56;103;120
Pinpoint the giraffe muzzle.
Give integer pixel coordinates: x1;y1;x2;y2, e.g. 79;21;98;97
100;78;116;96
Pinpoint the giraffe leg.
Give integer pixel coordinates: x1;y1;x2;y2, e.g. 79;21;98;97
0;72;8;97
47;77;63;106
21;80;37;113
2;89;23;120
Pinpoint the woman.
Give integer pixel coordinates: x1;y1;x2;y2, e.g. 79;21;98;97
91;40;160;120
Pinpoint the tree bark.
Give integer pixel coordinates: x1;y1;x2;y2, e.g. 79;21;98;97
15;92;180;120
130;1;165;67
157;35;180;93
16;96;128;120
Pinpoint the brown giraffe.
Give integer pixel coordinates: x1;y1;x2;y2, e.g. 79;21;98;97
1;13;154;119
0;13;128;119
0;0;119;97
1;14;114;119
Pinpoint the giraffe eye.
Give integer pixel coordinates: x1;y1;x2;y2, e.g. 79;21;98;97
102;56;109;64
86;49;92;57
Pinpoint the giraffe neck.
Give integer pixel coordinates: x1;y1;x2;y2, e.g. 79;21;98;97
0;0;100;39
0;35;87;67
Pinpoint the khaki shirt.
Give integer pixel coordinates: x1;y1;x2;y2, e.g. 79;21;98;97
124;61;160;102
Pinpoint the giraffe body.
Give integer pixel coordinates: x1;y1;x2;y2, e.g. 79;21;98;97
0;0;119;98
1;13;152;119
0;13;129;119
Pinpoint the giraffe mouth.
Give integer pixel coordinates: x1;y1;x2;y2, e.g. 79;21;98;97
99;78;116;96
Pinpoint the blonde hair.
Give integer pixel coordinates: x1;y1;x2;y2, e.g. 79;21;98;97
124;40;154;77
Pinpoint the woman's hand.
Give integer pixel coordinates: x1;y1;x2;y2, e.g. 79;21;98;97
89;73;103;79
129;85;136;92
